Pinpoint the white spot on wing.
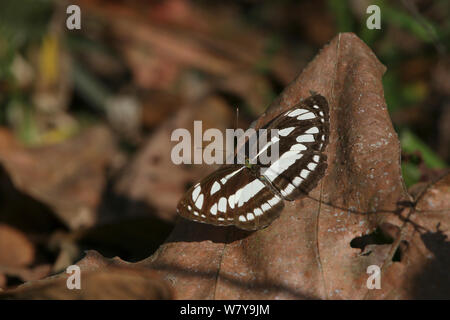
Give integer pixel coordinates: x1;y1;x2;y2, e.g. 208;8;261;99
254;208;263;216
297;112;315;120
195;194;204;209
264;150;303;182
307;162;317;170
254;135;279;158
238;179;265;207
192;185;201;201
234;188;242;206
293;176;303;186
283;184;295;195
313;155;320;162
305;127;319;134
218;197;227;212
268;196;280;206
287;108;308;117
261;203;271;211
300;169;309;179
278;127;295;137
210;181;221;195
228;194;235;209
210;203;217;215
239;215;246;222
221;167;245;185
296;134;315;143
247;213;255;221
290;144;306;151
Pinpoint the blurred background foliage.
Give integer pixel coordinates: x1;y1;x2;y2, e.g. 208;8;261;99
0;0;449;288
1;0;448;187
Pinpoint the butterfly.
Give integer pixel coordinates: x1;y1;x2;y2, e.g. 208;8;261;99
177;94;330;231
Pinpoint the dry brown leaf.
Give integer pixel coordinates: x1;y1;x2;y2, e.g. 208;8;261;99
137;33;447;299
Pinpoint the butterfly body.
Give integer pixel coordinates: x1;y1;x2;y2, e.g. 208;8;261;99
177;94;330;231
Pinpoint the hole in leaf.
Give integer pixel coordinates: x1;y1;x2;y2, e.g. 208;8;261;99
350;227;394;251
350;225;406;262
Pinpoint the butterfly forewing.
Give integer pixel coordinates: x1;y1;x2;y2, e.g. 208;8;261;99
177;164;284;231
259;94;329;200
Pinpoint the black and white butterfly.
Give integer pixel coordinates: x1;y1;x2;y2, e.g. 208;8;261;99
177;94;330;231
